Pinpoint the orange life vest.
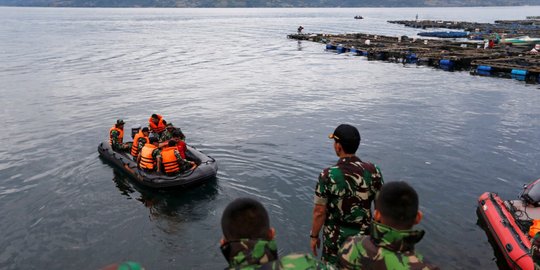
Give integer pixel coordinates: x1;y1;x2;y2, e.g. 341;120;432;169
131;130;149;157
109;126;124;145
139;144;158;170
161;146;180;174
148;115;166;133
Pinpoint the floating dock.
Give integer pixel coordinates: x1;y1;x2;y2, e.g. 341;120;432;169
288;31;540;84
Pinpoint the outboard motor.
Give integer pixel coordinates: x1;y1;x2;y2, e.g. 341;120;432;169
131;124;141;139
521;178;540;206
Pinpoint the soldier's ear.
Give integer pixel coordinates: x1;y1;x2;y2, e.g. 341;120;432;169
220;237;226;246
414;211;423;225
374;210;382;222
268;227;276;240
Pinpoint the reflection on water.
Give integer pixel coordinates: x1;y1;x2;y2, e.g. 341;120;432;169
111;170;218;221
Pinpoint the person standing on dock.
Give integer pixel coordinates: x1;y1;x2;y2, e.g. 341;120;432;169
310;124;384;265
298;25;304;34
338;181;439;270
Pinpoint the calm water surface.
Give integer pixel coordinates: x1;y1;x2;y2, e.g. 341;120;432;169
1;6;540;269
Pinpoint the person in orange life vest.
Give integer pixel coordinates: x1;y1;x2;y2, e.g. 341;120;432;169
109;119;131;151
172;129;187;159
131;127;150;159
158;140;196;175
148;114;167;137
137;137;161;172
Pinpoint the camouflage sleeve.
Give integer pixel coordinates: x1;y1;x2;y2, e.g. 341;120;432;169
137;138;146;151
338;236;366;270
175;150;192;172
314;169;330;205
153;149;161;160
110;130;121;149
370;164;384;197
532;231;540;269
276;253;337;270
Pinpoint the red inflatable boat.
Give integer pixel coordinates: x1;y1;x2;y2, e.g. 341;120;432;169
477;179;540;270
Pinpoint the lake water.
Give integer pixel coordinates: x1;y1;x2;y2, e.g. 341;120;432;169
1;6;540;269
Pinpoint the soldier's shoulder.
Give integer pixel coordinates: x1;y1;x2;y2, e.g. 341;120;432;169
319;167;332;180
277;253;336;270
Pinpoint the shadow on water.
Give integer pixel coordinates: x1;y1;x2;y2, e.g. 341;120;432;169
110;169;219;220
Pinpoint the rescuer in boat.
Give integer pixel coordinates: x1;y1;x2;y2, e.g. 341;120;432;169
161;123;177;141
137;137;161;172
131;127;150;159
148;114;167;138
220;198;335;270
172;129;187;159
109;119;131;151
310;124;384;264
337;181;439;270
158;140;196;175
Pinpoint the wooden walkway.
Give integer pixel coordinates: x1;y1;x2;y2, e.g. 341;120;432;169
288;32;540;83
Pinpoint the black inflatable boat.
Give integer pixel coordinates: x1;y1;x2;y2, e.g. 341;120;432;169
98;141;218;189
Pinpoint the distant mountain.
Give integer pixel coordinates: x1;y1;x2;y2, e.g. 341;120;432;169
0;0;538;7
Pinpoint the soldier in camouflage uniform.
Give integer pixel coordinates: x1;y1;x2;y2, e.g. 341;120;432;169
221;198;335;270
338;181;439;270
310;124;383;265
160;123;177;142
109;119;131;151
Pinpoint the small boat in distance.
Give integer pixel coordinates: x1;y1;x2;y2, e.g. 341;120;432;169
501;36;540;45
354;16;363;19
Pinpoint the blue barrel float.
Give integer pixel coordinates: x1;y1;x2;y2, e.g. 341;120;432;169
336;45;347;54
406;53;417;64
350;48;361;56
439;59;454;71
511;69;528;81
476;65;492;76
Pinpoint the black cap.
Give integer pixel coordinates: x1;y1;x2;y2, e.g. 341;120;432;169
329;124;360;143
116;119;125;125
329;124;361;154
141;127;149;132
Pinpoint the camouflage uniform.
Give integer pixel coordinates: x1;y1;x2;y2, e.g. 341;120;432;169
314;156;383;264
531;232;540;270
135;137;148;155
110;130;131;151
221;239;335;270
338;222;439;270
160;130;175;142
